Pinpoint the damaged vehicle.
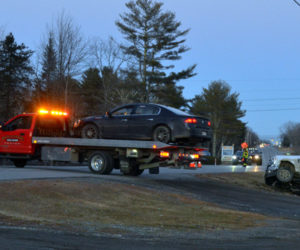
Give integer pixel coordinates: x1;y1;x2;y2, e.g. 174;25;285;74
265;155;300;187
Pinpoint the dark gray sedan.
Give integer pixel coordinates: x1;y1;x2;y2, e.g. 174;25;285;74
73;103;211;144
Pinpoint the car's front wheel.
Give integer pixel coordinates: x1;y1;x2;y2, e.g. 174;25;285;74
81;124;99;139
276;162;294;183
153;125;171;143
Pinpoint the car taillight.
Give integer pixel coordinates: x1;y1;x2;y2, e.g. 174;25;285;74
185;118;197;124
208;121;211;127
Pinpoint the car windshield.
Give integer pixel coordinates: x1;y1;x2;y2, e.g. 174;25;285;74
161;105;192;116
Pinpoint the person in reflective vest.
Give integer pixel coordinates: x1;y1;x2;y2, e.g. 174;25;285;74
241;142;249;167
242;148;249;167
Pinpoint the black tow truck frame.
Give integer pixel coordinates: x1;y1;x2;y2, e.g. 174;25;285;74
32;137;204;176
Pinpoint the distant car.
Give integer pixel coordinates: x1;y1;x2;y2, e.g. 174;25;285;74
73;103;211;144
249;148;262;165
232;150;243;165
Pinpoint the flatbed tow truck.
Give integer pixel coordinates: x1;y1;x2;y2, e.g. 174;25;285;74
0;109;205;176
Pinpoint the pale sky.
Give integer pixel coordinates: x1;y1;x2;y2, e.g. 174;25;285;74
1;0;300;139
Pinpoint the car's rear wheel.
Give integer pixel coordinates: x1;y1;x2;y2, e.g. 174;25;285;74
276;162;294;183
81;124;99;139
153;125;171;143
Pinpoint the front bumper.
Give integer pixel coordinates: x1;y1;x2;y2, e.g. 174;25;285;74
265;163;278;178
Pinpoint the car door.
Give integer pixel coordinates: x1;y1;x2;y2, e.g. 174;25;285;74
102;106;134;139
127;105;161;139
0;115;34;154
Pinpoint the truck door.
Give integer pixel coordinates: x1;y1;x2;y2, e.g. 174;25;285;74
0;115;34;154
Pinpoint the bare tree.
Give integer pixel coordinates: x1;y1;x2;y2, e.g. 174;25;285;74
48;11;88;108
89;37;131;110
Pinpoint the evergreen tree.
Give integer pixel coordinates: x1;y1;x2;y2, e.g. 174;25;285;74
116;0;196;103
0;33;33;120
81;68;102;116
190;81;246;157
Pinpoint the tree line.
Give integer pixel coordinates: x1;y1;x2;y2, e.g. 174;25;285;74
0;0;258;157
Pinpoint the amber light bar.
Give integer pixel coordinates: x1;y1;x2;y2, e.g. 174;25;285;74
38;109;68;116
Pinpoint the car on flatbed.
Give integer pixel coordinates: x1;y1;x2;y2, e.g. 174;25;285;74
73;103;211;144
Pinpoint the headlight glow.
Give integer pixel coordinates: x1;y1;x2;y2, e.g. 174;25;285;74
254;155;260;160
232;155;237;160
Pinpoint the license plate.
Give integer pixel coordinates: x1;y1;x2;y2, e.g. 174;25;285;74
201;131;207;136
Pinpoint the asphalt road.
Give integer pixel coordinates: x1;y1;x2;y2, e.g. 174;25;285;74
1;146;299;249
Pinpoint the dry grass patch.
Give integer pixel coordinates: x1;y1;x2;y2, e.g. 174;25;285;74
196;172;273;192
0;180;266;232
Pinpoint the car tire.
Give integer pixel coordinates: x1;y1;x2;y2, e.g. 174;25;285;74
81;124;99;139
276;163;294;183
153;125;171;143
13;159;27;168
88;151;113;174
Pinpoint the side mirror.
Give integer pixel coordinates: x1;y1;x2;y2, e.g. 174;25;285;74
105;111;112;118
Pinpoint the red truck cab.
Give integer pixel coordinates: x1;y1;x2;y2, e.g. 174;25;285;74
0;110;69;156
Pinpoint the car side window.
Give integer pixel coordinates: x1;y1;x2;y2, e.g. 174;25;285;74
134;106;160;115
5;116;33;131
112;107;133;116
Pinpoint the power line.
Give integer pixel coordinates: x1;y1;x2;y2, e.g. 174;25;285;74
247;107;300;112
244;97;300;102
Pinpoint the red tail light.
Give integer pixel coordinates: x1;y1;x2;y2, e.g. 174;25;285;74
185;118;197;124
160;151;170;158
208;121;211;127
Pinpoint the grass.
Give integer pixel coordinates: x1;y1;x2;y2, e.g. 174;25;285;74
0;179;266;233
196;172;273;192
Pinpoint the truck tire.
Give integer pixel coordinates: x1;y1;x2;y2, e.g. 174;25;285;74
88;151;113;174
122;159;144;176
276;162;294;183
13;159;27;168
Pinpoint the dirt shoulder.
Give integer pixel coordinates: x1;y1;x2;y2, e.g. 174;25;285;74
0;179;266;235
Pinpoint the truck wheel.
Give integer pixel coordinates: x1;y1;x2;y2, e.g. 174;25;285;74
81;124;99;139
13;159;27;168
122;159;144;176
88;151;113;174
153;125;171;143
276;163;294;183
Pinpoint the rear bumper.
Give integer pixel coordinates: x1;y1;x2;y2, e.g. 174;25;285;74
173;128;211;141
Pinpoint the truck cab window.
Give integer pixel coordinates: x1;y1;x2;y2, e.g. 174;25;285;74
5;116;32;131
34;116;67;137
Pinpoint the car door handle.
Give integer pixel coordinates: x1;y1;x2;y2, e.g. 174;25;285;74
122;119;128;122
147;118;153;121
20;133;25;136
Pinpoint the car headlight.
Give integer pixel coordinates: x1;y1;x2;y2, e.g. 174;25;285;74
73;119;81;128
232;155;237;160
254;155;260;160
